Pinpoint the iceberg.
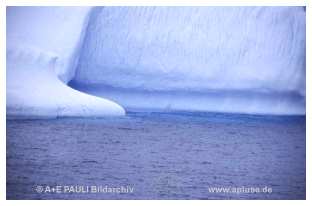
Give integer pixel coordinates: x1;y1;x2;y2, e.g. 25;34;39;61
7;6;305;117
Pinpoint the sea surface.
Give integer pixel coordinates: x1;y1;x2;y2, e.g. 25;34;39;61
6;111;306;199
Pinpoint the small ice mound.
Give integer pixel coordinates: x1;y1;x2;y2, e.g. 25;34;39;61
6;50;125;118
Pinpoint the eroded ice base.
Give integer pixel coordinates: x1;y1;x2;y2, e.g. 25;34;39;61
69;82;305;116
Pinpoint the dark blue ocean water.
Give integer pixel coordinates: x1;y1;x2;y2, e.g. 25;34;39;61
6;112;306;199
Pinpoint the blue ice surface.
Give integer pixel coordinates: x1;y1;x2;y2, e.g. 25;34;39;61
6;111;305;199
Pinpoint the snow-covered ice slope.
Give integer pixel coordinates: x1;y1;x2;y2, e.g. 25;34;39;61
72;7;305;115
6;7;125;118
